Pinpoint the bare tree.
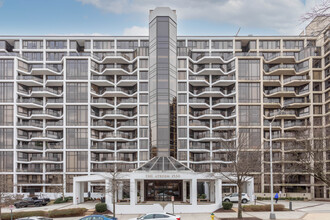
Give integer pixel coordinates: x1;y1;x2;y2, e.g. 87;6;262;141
301;0;330;23
213;130;261;219
293;127;330;188
301;0;330;36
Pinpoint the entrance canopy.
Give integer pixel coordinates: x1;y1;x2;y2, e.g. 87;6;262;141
137;156;191;171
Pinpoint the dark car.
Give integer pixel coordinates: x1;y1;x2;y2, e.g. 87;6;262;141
79;215;117;220
14;197;50;208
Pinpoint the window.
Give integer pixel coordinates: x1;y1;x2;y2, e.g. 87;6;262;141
212;40;233;49
0;128;13;149
178;94;187;103
66;60;88;80
139;117;148;126
259;40;280;49
140;128;148;138
178;71;186;80
0;60;14;79
0;105;13;125
178;140;187;149
178;105;187;114
140;71;148;80
47;52;66;61
178;59;186;68
139;82;148;91
140;94;148;103
93;40;114;49
66;128;88;149
139;60;148;68
66;152;88;172
46;40;67;49
0;151;13;171
238;60;260;80
188;40;209;49
239;106;261;126
178;128;187;137
0;83;13;102
238;83;260;103
117;40;138;49
178;82;187;91
23;52;43;61
178;116;187;126
283;40;303;49
66;106;88;126
139;105;148;114
240;128;261;148
66;83;88;103
23;40;43;49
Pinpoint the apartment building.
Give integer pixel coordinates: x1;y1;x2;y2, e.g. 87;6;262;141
0;7;329;200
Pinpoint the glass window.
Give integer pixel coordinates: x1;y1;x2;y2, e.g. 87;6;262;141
66;128;88;149
240;128;261;148
178;116;187;126
66;60;88;80
139;82;148;91
46;40;67;49
140;128;148;138
239;106;261;126
212;40;233;49
178;94;187;103
178;128;187;137
66;83;88;103
238;83;260;103
139;105;148;114
117;40;138;49
0;128;13;149
178;71;186;80
178;105;187;114
259;40;280;49
0;105;13;125
93;40;114;49
66;105;88;126
140;116;148;126
66;152;88;172
140;71;148;80
23;40;43;49
0;151;13;172
140;60;148;68
238;60;260;80
0;60;14;79
0;83;13;102
178;82;187;91
140;94;148;103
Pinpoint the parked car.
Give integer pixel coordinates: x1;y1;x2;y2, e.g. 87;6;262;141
17;217;52;220
223;193;250;203
129;213;181;220
14;197;50;208
79;215;116;220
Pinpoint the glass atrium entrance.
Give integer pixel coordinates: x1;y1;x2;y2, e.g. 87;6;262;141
145;180;182;201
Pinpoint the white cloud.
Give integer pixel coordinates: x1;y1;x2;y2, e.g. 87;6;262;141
123;26;148;36
76;0;324;34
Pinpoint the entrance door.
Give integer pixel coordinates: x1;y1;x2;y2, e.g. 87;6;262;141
145;180;182;201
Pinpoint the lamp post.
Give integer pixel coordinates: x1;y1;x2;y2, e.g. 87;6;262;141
269;105;290;220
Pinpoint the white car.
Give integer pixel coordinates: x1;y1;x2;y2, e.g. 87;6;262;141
17;217;53;220
129;212;181;220
223;193;250;203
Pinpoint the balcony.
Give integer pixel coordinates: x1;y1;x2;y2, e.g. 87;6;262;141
17;98;43;107
91;98;115;108
91;142;115;151
91;133;137;141
18;109;63;120
189;63;235;75
17;144;43;151
212;120;236;130
189;109;235;119
92;120;114;128
263;76;281;86
212;75;236;86
91;63;137;75
17;133;63;142
283;75;310;86
17;120;43;129
188;75;209;86
190;87;235;97
264;87;309;97
117;75;138;86
91;87;137;98
18;64;63;75
189;143;210;150
91;110;137;119
18;87;63;98
212;98;236;106
117;143;138;150
263;63;309;75
17;75;43;86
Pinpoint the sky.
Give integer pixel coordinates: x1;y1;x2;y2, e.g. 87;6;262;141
0;0;325;36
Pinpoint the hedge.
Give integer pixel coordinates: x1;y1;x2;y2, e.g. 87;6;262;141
222;202;233;210
1;208;87;220
95;203;108;213
1;211;46;220
243;204;286;212
48;208;87;218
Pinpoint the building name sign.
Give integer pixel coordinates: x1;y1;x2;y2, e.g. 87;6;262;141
145;174;181;179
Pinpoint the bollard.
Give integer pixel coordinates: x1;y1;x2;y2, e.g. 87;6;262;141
289;201;292;211
211;213;215;220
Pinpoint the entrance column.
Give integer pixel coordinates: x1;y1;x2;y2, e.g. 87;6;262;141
215;179;222;205
130;178;136;205
204;182;209;200
105;179;112;206
191;178;197;205
118;182;123;201
210;181;215;202
140;180;145;202
183;181;187;202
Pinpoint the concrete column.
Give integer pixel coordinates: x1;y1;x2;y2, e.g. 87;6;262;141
210;181;215;202
183;181;187;202
204;182;209;199
118;182;123;200
73;181;80;205
105;179;111;206
191;178;197;205
140;180;145;202
215;179;222;205
130;179;136;205
79;182;84;203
